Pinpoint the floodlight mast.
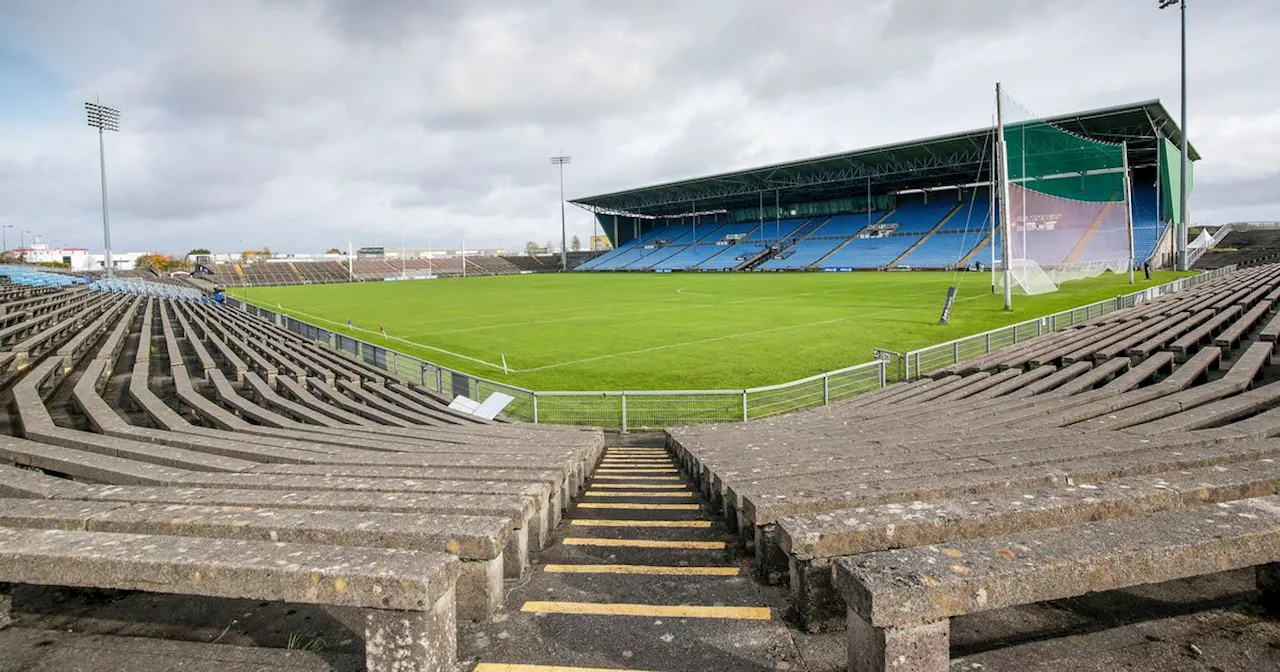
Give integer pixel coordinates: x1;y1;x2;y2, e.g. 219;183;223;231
551;155;571;271
85;102;120;279
1160;0;1190;271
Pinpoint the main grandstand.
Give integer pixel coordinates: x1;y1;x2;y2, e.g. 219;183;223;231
572;100;1194;274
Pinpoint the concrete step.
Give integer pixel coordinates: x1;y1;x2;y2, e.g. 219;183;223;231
459;447;804;672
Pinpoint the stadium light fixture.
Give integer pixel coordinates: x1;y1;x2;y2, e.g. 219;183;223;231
1159;0;1189;271
85;101;121;279
551;155;571;271
0;224;12;255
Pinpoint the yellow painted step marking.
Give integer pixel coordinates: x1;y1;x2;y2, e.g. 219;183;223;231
544;564;739;576
571;519;711;528
577;502;699;510
592;475;681;481
584;491;695;498
596;468;678;474
590;483;689;490
563;537;725;550
521;601;770;621
606;450;667;454
474;665;656;672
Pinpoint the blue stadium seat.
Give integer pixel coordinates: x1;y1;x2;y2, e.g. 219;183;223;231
878;202;960;234
896;232;988;269
818;237;917;269
646;223;761;270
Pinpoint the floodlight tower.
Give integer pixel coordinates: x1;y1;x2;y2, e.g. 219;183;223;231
1;224;12;257
85;102;121;278
550;155;571;271
1159;0;1190;271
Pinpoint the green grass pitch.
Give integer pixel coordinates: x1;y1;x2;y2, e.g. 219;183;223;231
230;270;1187;391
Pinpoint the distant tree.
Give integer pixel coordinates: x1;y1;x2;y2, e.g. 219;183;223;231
186;248;211;257
524;241;540;256
135;252;179;273
545;241;555;253
325;248;342;255
571;235;582;251
241;247;272;262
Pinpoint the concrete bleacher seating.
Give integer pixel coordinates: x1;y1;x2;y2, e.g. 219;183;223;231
664;262;1280;670
206;255;528;287
0;268;605;670
1197;228;1280;270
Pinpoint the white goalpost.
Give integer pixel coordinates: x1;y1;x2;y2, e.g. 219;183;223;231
995;84;1136;305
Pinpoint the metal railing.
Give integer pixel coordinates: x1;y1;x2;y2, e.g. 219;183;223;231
225;297;887;430
882;265;1239;381
1187;223;1234;267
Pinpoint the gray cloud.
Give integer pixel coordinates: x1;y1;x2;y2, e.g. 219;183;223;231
0;0;1276;255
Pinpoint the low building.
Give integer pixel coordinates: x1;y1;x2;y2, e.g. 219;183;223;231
9;245;145;272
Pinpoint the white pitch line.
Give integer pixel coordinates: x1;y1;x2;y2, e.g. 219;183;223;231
258;304;514;372
518;293;988;374
414;282;947;338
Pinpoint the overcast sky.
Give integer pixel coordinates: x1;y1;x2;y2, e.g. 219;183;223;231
0;0;1276;255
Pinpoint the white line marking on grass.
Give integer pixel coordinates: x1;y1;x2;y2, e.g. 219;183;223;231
418;284;947;337
262;305;515;373
518;294;986;374
675;286;717;298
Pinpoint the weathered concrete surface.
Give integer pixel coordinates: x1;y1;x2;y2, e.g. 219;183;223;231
835;496;1280;630
0;581;10;629
0;527;458;613
847;611;948;672
741;438;1280;528
69;485;535;579
0;464;96;499
0;528;460;669
365;588;455;672
779;458;1280;630
5;632;362;672
780;458;1280;560
0;498;509;620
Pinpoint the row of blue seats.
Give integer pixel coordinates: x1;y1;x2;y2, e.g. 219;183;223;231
580;189;1167;272
0;266;206;300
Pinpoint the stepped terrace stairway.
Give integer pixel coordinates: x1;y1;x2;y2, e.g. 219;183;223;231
463;444;802;672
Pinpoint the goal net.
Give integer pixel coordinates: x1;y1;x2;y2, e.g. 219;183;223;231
999;90;1133;295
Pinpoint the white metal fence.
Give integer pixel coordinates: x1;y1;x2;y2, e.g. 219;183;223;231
880;265;1240;382
226;298;887;430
